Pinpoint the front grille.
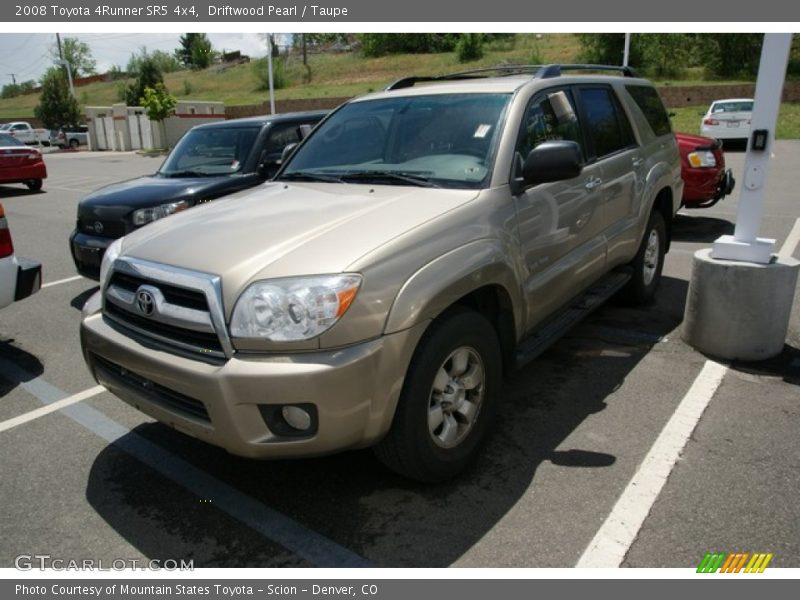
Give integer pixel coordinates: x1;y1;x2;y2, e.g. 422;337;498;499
78;218;127;238
105;302;224;354
92;353;211;423
109;272;209;311
103;264;228;361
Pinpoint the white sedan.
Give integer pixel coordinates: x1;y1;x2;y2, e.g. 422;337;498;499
0;204;41;309
700;98;753;142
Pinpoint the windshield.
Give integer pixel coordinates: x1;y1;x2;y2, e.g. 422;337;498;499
159;126;260;177
280;93;510;189
0;124;10;131
711;101;754;114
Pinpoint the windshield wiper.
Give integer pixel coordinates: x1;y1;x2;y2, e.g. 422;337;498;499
279;171;344;183
160;170;214;178
339;170;438;188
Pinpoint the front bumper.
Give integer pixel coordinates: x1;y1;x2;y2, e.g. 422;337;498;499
69;230;114;280
80;303;427;459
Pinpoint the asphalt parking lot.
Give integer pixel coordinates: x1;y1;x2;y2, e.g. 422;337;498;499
1;146;799;569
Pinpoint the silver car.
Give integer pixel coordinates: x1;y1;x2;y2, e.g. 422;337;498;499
80;65;682;481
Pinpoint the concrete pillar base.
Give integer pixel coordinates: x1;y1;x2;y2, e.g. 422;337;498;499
682;249;799;361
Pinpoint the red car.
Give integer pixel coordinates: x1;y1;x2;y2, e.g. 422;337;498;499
676;132;734;208
0;132;47;191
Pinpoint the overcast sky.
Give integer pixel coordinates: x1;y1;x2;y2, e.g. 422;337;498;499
0;33;279;85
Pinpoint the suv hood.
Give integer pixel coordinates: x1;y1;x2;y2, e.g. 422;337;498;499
79;175;248;213
122;181;478;300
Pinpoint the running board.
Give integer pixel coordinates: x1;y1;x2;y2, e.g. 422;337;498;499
514;269;632;369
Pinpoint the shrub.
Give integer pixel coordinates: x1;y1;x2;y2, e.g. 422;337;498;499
456;34;484;63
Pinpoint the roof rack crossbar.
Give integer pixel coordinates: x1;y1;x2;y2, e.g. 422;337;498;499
384;63;640;91
535;64;641;79
385;65;547;91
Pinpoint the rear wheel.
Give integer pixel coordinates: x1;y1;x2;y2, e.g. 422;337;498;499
69;139;79;149
26;179;43;191
374;308;502;482
620;210;665;305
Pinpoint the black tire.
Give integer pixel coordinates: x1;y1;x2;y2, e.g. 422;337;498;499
620;210;666;305
374;308;502;482
26;179;43;191
69;139;79;149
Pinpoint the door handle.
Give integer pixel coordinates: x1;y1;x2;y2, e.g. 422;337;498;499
585;177;603;190
632;157;645;167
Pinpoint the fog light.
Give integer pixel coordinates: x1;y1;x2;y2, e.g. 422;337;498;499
281;405;312;431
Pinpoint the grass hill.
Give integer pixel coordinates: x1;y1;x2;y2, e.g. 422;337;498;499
0;34;582;119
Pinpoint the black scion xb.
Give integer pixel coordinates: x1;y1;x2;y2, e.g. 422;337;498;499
70;111;326;279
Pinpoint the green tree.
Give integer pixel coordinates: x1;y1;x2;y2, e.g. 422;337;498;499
51;36;97;77
639;34;692;78
577;33;644;67
127;48;182;74
252;56;289;90
176;33;215;69
123;56;164;106
456;34;484;63
359;34;458;57
140;83;177;149
701;34;764;79
34;67;81;130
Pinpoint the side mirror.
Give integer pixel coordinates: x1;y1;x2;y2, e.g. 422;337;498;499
257;149;284;178
280;142;298;164
517;141;583;190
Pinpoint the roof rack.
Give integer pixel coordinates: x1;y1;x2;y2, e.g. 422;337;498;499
384;63;640;91
535;64;641;78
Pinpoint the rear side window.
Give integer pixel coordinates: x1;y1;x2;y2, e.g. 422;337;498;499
626;85;672;137
578;86;636;159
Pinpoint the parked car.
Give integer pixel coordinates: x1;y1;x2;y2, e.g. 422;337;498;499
70;111;326;279
0;133;48;191
0;204;42;310
676;132;735;208
52;125;89;149
2;121;50;145
80;65;682;481
700;98;753;143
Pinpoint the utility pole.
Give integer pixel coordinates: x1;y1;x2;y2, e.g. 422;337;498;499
266;33;275;115
8;74;16;86
55;33;64;62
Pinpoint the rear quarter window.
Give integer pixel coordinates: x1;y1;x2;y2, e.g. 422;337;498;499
626;85;672;137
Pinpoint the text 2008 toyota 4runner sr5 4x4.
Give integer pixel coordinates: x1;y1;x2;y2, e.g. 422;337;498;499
80;65;682;482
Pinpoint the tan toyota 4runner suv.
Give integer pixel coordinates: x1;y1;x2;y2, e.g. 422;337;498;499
80;65;682;482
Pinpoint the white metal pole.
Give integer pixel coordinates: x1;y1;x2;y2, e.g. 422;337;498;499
711;32;793;264
267;34;275;115
623;33;631;67
64;60;75;98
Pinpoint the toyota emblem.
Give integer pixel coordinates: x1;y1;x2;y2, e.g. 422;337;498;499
135;289;155;316
93;221;104;234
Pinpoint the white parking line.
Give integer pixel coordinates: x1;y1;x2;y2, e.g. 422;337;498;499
779;217;800;258
0;385;104;434
42;275;85;289
576;359;728;568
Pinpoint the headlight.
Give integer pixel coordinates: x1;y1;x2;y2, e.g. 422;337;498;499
99;237;123;289
132;200;189;226
687;150;717;168
230;275;362;342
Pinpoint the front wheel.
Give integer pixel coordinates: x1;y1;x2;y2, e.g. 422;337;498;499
620;210;666;305
374;308;502;482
